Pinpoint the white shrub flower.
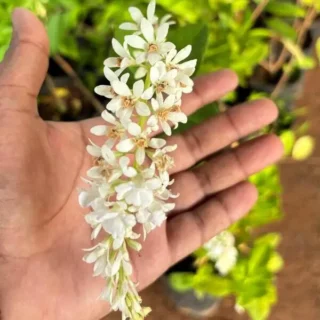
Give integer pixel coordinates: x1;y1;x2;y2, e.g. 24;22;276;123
148;94;187;135
79;1;197;319
204;231;238;276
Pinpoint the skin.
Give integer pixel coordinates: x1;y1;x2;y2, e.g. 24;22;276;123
0;9;283;320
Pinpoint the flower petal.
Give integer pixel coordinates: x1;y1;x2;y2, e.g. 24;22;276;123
112;38;128;57
164;95;175;107
173;45;192;64
161;120;172;136
147;0;156;21
136;101;151;116
156;23;169;42
104;57;119;68
149;138;166;149
86;145;101;157
119;22;138;30
151;98;159;111
101;145;116;164
142;86;154;100
136;147;146;165
160;42;175;53
128;122;141;136
90;125;108;136
135;67;148;79
119;156;130;168
116;139;135;152
147;115;158;128
87;166;102;179
111;80;132;97
141;18;155;43
150;65;160;83
129;7;143;23
133;80;144;98
125;35;146;50
101;110;117;124
166;48;177;63
94;85;114;99
103;66;118;82
148;52;161;65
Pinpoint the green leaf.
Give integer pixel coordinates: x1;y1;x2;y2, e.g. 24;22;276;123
255;233;281;248
292;135;315;160
193;274;233;297
265;2;306;17
282;39;315;69
47;13;65;54
280;130;296;156
168;23;209;74
168;273;194;292
248;245;271;273
265;18;297;40
267;252;284;273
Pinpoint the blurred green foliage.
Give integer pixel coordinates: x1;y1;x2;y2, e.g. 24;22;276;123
0;0;318;319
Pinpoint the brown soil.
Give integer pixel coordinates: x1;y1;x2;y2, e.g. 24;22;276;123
104;67;320;320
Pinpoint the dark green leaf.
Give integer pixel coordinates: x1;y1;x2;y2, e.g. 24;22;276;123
47;13;65;54
168;23;209;74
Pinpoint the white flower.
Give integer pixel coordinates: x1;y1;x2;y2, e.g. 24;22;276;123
87;145;137;182
108;78;151;120
80;1;198;318
94;68;128;99
215;247;238;276
147;94;187;135
136;200;174;234
115;173;162;208
143;61;178;98
90;110;128;148
125;18;175;65
120;0;175;32
104;38;135;69
152;144;177;172
204;231;238;275
116;122;166;165
83;242;109;277
166;46;197;93
85;202;136;242
120;0;157;31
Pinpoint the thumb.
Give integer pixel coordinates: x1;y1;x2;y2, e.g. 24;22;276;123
0;8;49;100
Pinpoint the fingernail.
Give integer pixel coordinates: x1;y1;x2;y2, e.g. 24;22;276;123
12;8;26;32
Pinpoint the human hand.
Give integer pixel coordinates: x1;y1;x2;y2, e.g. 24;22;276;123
0;9;283;320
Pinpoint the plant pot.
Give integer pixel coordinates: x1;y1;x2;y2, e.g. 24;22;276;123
162;276;221;318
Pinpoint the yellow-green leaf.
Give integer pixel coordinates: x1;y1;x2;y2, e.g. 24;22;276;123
292;135;315;160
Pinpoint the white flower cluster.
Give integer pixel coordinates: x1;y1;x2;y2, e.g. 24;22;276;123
78;1;197;319
204;231;238;276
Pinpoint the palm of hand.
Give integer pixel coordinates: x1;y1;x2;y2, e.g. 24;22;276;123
0;9;283;320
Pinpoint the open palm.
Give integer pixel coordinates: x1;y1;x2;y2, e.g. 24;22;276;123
0;9;283;320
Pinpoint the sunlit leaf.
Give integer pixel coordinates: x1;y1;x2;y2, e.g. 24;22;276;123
292;135;315;160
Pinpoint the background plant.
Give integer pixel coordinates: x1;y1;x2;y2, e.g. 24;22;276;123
0;0;318;319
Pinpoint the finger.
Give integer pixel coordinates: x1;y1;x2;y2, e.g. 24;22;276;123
0;8;49;106
181;69;238;115
80;69;238;138
168;98;279;174
172;134;283;212
167;181;258;265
